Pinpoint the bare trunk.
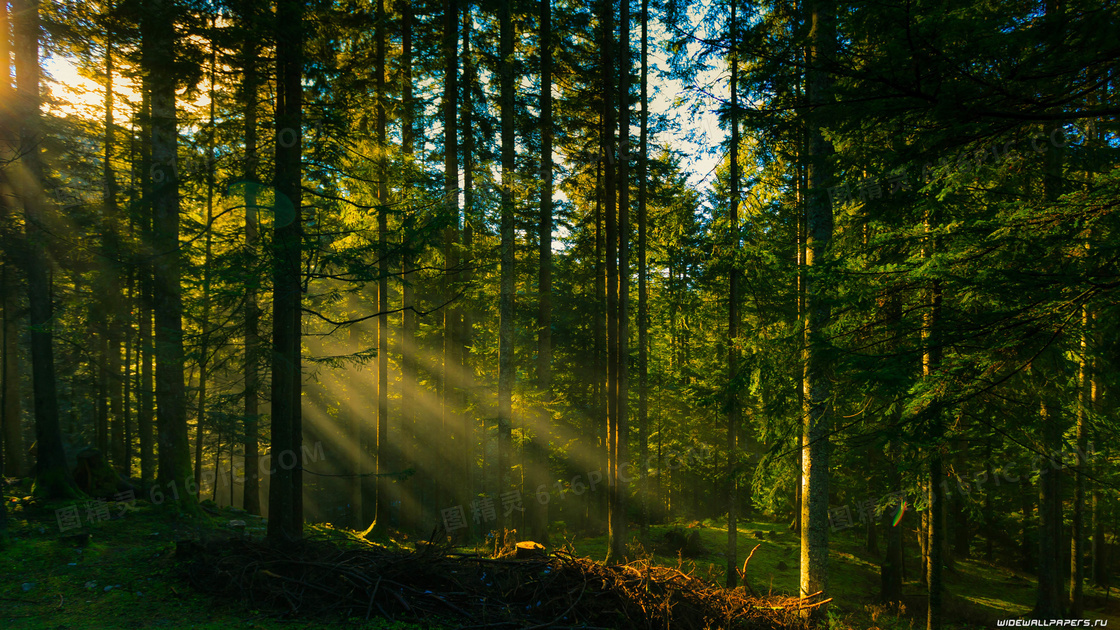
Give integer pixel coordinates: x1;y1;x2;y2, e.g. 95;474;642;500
497;0;515;536
146;0;195;512
1069;306;1089;615
534;0;553;546
2;264;23;477
725;0;740;588
16;0;78;498
241;0;261;516
371;0;392;536
800;0;834;617
600;0;619;564
267;0;304;541
612;0;631;564
637;0;649;541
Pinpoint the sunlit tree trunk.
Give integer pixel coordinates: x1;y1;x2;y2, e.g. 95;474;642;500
800;0;834;617
267;0;304;541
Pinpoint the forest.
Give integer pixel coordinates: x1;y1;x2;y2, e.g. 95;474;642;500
0;0;1118;628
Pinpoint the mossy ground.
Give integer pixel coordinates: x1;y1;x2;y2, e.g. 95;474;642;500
2;497;1116;629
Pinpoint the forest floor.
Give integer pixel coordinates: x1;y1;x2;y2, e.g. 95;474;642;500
1;493;1116;629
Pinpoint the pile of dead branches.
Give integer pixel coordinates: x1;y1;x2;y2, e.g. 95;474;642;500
183;536;824;629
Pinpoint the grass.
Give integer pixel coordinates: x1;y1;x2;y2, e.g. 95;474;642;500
2;496;1116;630
0;495;418;629
554;515;1119;630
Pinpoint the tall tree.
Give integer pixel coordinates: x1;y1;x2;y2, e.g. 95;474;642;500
1;265;20;478
1032;122;1066;620
240;0;262;516
371;0;392;537
399;0;417;531
1069;304;1090;616
923;214;945;630
144;0;195;511
601;0;619;564
496;0;515;536
532;0;553;545
1;3;21;477
100;33;126;474
725;0;740;589
192;23;218;493
267;0;304;541
799;0;835;617
636;0;654;540
440;0;459;524
15;0;79;498
0;0;19;481
613;0;632;565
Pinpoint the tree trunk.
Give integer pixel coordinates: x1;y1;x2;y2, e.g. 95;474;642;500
600;0;619;564
791;81;805;536
370;0;392;537
192;29;218;496
1034;398;1064;619
267;0;304;542
800;0;834;618
240;0;262;516
534;0;553;546
612;0;631;565
497;0;515;537
399;0;418;532
101;40;126;475
984;433;995;562
15;0;78;499
459;0;475;538
637;0;649;541
211;430;221;502
923;207;945;630
880;437;903;601
2;265;22;477
725;0;740;588
593;149;606;532
0;0;15;486
145;0;195;512
1033;116;1064;620
137;87;155;488
1069;306;1089;615
1021;477;1034;573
